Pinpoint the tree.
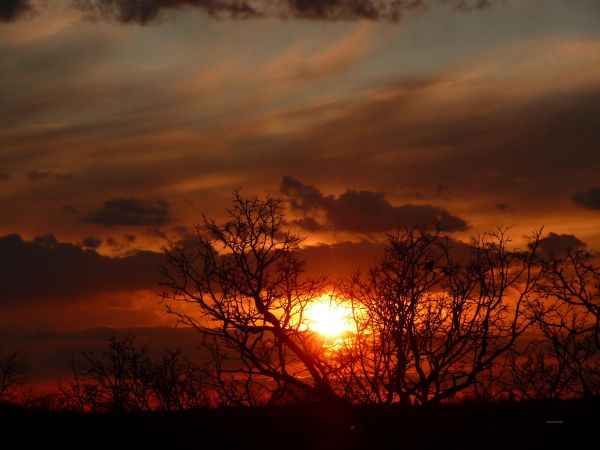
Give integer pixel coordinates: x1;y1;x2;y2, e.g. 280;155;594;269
150;348;209;411
161;192;341;405
60;334;154;412
507;310;600;400
540;248;600;350
0;348;27;402
60;334;208;412
339;227;544;406
505;248;600;400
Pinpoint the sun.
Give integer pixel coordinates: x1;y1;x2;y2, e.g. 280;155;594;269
304;295;356;337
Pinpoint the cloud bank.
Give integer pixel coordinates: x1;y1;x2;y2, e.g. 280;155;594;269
280;176;469;232
538;232;585;257
0;234;165;304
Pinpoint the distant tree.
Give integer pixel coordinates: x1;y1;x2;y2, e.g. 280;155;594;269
505;248;600;400
150;348;209;411
507;313;600;400
0;348;27;402
60;334;153;412
60;334;208;412
161;192;341;405
339;227;544;406
540;249;600;350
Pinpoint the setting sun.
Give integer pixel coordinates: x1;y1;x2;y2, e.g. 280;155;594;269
304;296;356;337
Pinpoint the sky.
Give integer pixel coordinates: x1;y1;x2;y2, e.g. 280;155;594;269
1;0;600;381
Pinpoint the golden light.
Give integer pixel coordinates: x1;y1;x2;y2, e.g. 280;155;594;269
304;295;356;337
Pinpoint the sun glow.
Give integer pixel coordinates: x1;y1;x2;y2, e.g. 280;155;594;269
304;295;356;337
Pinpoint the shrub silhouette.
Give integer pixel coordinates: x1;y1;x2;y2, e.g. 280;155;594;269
60;334;209;412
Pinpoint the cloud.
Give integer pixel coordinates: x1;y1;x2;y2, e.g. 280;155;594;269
81;198;171;227
0;0;34;23
0;171;9;180
538;232;585;257
0;234;165;304
73;0;261;24
572;187;600;210
72;0;498;25
495;203;509;211
280;176;469;232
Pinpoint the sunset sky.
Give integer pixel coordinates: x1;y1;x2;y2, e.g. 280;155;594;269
1;0;599;382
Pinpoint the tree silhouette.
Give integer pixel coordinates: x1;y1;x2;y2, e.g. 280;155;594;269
60;334;208;412
339;227;544;406
161;192;341;405
540;248;600;350
504;248;600;400
60;334;154;412
0;348;27;402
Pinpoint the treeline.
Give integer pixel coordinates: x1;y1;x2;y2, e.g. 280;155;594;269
1;193;599;411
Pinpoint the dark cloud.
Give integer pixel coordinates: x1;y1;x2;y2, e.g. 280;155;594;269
538;232;585;257
81;236;103;249
495;203;509;211
281;176;469;233
73;0;261;24
0;0;34;23
27;169;72;182
72;0;499;25
81;198;171;227
0;171;9;180
572;187;600;210
0;234;165;304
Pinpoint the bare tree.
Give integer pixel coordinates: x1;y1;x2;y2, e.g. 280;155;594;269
505;250;600;400
339;227;544;406
60;334;154;412
507;319;600;400
540;249;600;350
0;348;27;402
150;348;210;411
161;192;341;405
60;333;211;412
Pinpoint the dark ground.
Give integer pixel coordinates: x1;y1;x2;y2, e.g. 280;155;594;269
1;399;596;449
